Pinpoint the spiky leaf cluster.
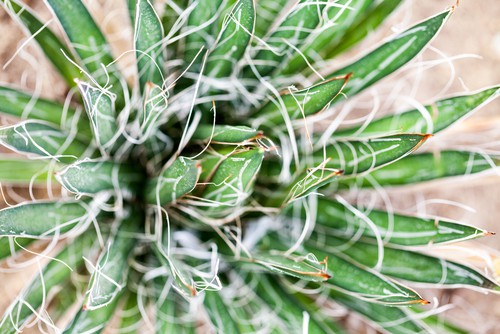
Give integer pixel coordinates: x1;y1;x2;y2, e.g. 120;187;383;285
0;0;499;333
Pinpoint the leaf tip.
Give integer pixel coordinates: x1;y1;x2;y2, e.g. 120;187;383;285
484;231;496;236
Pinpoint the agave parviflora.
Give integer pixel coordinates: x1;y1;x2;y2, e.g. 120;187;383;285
0;0;499;333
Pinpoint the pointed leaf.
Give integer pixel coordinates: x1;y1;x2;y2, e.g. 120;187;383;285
145;157;200;205
252;75;350;127
204;291;241;334
346;150;499;187
327;9;452;97
0;121;89;163
205;0;255;78
141;83;169;137
153;246;198;297
192;124;259;143
313;197;488;246
84;213;140;310
1;0;82;86
57;160;143;196
134;0;164;90
336;86;500;137
0;201;88;237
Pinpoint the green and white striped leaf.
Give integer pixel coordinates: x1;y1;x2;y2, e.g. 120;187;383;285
0;121;89;163
145;157;200;205
84;214;140;310
154;246;198;297
192;125;259;143
0;0;82;86
249;0;325;77
254;0;288;37
78;81;119;153
315;134;429;175
345;150;499;187
57;160;143;196
313;197;488;246
252;75;350;128
134;0;164;90
0;237;33;260
205;0;255;78
335;86;500;137
0;156;55;185
204;291;241;334
281;0;372;75
327;9;452;97
141;83;169;138
0;234;93;334
0;201;88;238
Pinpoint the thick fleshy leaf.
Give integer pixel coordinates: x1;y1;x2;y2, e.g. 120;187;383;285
411;309;468;334
154;246;198;297
0;234;93;334
327;9;452;97
318;236;499;291
346;150;499;187
0;86;92;139
204;291;241;334
248;0;325;77
134;0;164;90
192;124;259;143
0;156;54;185
118;292;142;334
326;0;403;58
0;121;90;163
252;75;350;128
145;157;200;205
1;0;82;86
0;201;88;237
83;214;140;310
331;291;428;334
335;86;500;137
246;252;331;282
312;197;489;246
315;134;429;175
0;237;33;260
141;83;169;137
78;81;119;153
57;160;143;196
254;0;288;37
205;0;255;78
184;0;223;64
155;283;196;333
281;0;372;75
46;0;122;98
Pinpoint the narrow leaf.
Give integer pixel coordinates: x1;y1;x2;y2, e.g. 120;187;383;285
141;83;169;138
327;9;452;97
145;157;200;205
192;124;259;143
254;0;288;37
0;237;33;260
312;197;488;246
0;201;88;237
0;156;54;185
134;0;164;90
204;291;241;334
335;86;500;137
205;0;255;78
118;292;141;334
154;246;198;297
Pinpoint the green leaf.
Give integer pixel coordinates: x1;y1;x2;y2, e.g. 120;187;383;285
411;309;468;334
118;292;141;334
252;75;350;128
254;0;288;37
0;237;33;260
84;213;140;310
1;0;82;86
0;234;93;334
0;86;92;140
57;160;143;196
331;291;428;334
326;0;404;58
0;156;55;185
141;83;169;137
145;157;200;205
46;0;121;95
319;236;499;291
0;121;90;163
327;9;452;97
205;0;255;78
0;201;88;237
335;86;500;137
155;285;196;333
204;291;241;334
281;0;372;75
184;0;224;64
154;246;198;297
312;197;489;246
248;0;326;77
315;134;429;175
134;0;164;90
78;81;119;153
345;150;499;187
192;124;259;143
246;252;331;282
306;245;427;305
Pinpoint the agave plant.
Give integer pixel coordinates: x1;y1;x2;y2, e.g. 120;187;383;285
0;0;498;333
